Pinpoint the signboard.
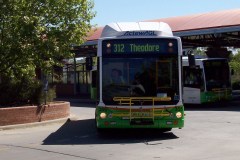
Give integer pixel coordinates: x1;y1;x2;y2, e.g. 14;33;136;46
102;38;178;55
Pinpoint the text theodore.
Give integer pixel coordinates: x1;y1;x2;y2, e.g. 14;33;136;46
130;44;160;52
113;43;160;53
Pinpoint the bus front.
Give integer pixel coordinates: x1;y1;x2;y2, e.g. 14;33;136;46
95;23;184;130
203;59;232;102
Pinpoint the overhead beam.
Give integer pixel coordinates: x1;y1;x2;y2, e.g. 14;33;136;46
174;25;240;37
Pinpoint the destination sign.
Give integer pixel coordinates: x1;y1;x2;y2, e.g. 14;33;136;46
204;60;227;67
102;38;178;55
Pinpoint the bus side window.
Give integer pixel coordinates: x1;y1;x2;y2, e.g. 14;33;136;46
183;66;203;89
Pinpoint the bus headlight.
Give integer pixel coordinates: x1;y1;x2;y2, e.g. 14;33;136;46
176;112;182;118
100;112;107;119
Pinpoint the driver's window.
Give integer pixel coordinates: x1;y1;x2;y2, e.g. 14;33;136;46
157;60;172;88
103;63;126;86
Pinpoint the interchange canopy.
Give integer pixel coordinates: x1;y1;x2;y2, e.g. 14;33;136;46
89;9;240;47
75;9;240;57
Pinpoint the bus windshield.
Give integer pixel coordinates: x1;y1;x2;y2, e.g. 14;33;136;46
203;59;231;91
102;55;179;105
183;66;204;90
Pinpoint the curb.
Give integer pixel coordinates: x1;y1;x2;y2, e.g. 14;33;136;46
0;114;79;131
54;98;96;104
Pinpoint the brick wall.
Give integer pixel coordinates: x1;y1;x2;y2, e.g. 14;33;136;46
0;102;70;126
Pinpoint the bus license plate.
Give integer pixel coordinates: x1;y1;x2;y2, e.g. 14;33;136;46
131;112;152;117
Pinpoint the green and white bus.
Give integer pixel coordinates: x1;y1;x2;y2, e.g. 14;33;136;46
182;56;232;104
95;22;184;130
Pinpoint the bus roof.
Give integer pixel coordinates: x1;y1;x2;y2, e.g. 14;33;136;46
182;56;227;61
100;22;173;38
182;56;228;67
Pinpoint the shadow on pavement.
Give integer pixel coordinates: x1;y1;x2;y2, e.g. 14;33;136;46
45;95;240;145
42;119;178;145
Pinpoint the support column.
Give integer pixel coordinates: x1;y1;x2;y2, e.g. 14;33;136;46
73;56;77;96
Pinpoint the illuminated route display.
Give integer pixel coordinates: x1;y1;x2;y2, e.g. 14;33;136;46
102;38;178;55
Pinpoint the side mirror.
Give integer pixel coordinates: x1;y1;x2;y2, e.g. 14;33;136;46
188;53;196;67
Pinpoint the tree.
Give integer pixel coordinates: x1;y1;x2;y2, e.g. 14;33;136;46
195;47;207;56
0;0;95;79
0;0;95;106
229;50;240;83
229;50;240;71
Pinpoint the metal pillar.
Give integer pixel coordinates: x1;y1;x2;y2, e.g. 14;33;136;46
73;56;77;96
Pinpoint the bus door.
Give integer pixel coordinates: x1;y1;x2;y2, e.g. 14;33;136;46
183;66;203;104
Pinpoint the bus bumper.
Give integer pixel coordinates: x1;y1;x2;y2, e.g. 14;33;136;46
95;106;184;129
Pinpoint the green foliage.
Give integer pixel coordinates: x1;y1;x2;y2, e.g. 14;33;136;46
229;50;240;89
229;50;240;72
0;77;39;106
0;0;95;77
38;85;57;105
0;0;95;106
195;47;207;56
0;76;56;107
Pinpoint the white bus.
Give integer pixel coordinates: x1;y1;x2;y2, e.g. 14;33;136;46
95;22;184;130
182;56;232;104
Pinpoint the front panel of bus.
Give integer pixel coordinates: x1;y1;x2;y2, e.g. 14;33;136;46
202;59;232;102
183;58;232;104
96;37;184;129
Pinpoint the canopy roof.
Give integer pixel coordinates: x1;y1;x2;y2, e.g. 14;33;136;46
149;9;240;33
87;9;240;41
74;9;240;57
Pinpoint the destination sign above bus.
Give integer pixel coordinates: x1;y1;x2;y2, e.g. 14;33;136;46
102;38;178;55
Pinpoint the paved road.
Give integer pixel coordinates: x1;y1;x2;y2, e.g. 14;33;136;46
0;100;240;160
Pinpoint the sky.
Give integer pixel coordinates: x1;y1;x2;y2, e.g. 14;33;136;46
91;0;240;27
